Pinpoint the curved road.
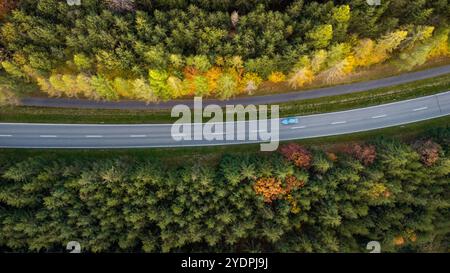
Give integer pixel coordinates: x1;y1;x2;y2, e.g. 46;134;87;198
1;91;449;149
20;65;450;110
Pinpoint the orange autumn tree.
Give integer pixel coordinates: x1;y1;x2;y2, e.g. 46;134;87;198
393;230;417;247
393;236;405;246
204;66;222;95
253;177;284;203
253;175;305;203
182;66;199;96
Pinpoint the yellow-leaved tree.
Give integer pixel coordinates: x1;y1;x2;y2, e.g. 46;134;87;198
76;74;97;99
131;78;156;103
427;28;450;59
48;74;67;97
36;77;56;96
321;56;356;84
167;76;185;98
113;77;132;98
370;30;408;65
353;38;375;67
240;72;262;95
268;71;286;83
288;67;314;88
311;50;328;73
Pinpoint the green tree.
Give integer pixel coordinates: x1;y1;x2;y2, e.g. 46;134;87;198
91;75;118;100
306;24;333;49
193;75;209;96
331;5;350;42
74;53;93;72
149;69;170;101
1;61;27;80
216;74;237;100
186;55;212;73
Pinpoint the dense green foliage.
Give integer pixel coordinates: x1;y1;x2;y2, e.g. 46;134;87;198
0;0;449;101
0;128;449;253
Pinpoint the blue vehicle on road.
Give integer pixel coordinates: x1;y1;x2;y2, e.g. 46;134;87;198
281;117;299;125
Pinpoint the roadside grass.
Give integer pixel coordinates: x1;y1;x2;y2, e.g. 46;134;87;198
1;73;449;124
1;115;448;167
0;106;176;123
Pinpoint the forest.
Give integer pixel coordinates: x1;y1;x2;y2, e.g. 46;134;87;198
0;127;449;253
0;0;449;101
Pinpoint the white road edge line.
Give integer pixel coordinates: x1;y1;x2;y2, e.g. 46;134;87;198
413;107;428;111
372;114;387;119
331;121;347;125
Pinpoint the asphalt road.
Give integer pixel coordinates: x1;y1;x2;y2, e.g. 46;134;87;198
20;65;450;110
1;91;449;149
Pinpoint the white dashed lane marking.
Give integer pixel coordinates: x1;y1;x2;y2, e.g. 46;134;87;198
85;135;103;138
413;107;428;111
372;114;387;119
130;135;147;138
0;135;12;137
40;135;57;138
331;121;347;125
291;126;307;129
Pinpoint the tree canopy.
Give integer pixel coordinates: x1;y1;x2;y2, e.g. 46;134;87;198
0;0;449;101
0;128;449;253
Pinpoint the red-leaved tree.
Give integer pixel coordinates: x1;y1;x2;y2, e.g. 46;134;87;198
279;143;312;169
104;0;135;12
0;0;17;20
413;140;441;166
352;144;377;166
